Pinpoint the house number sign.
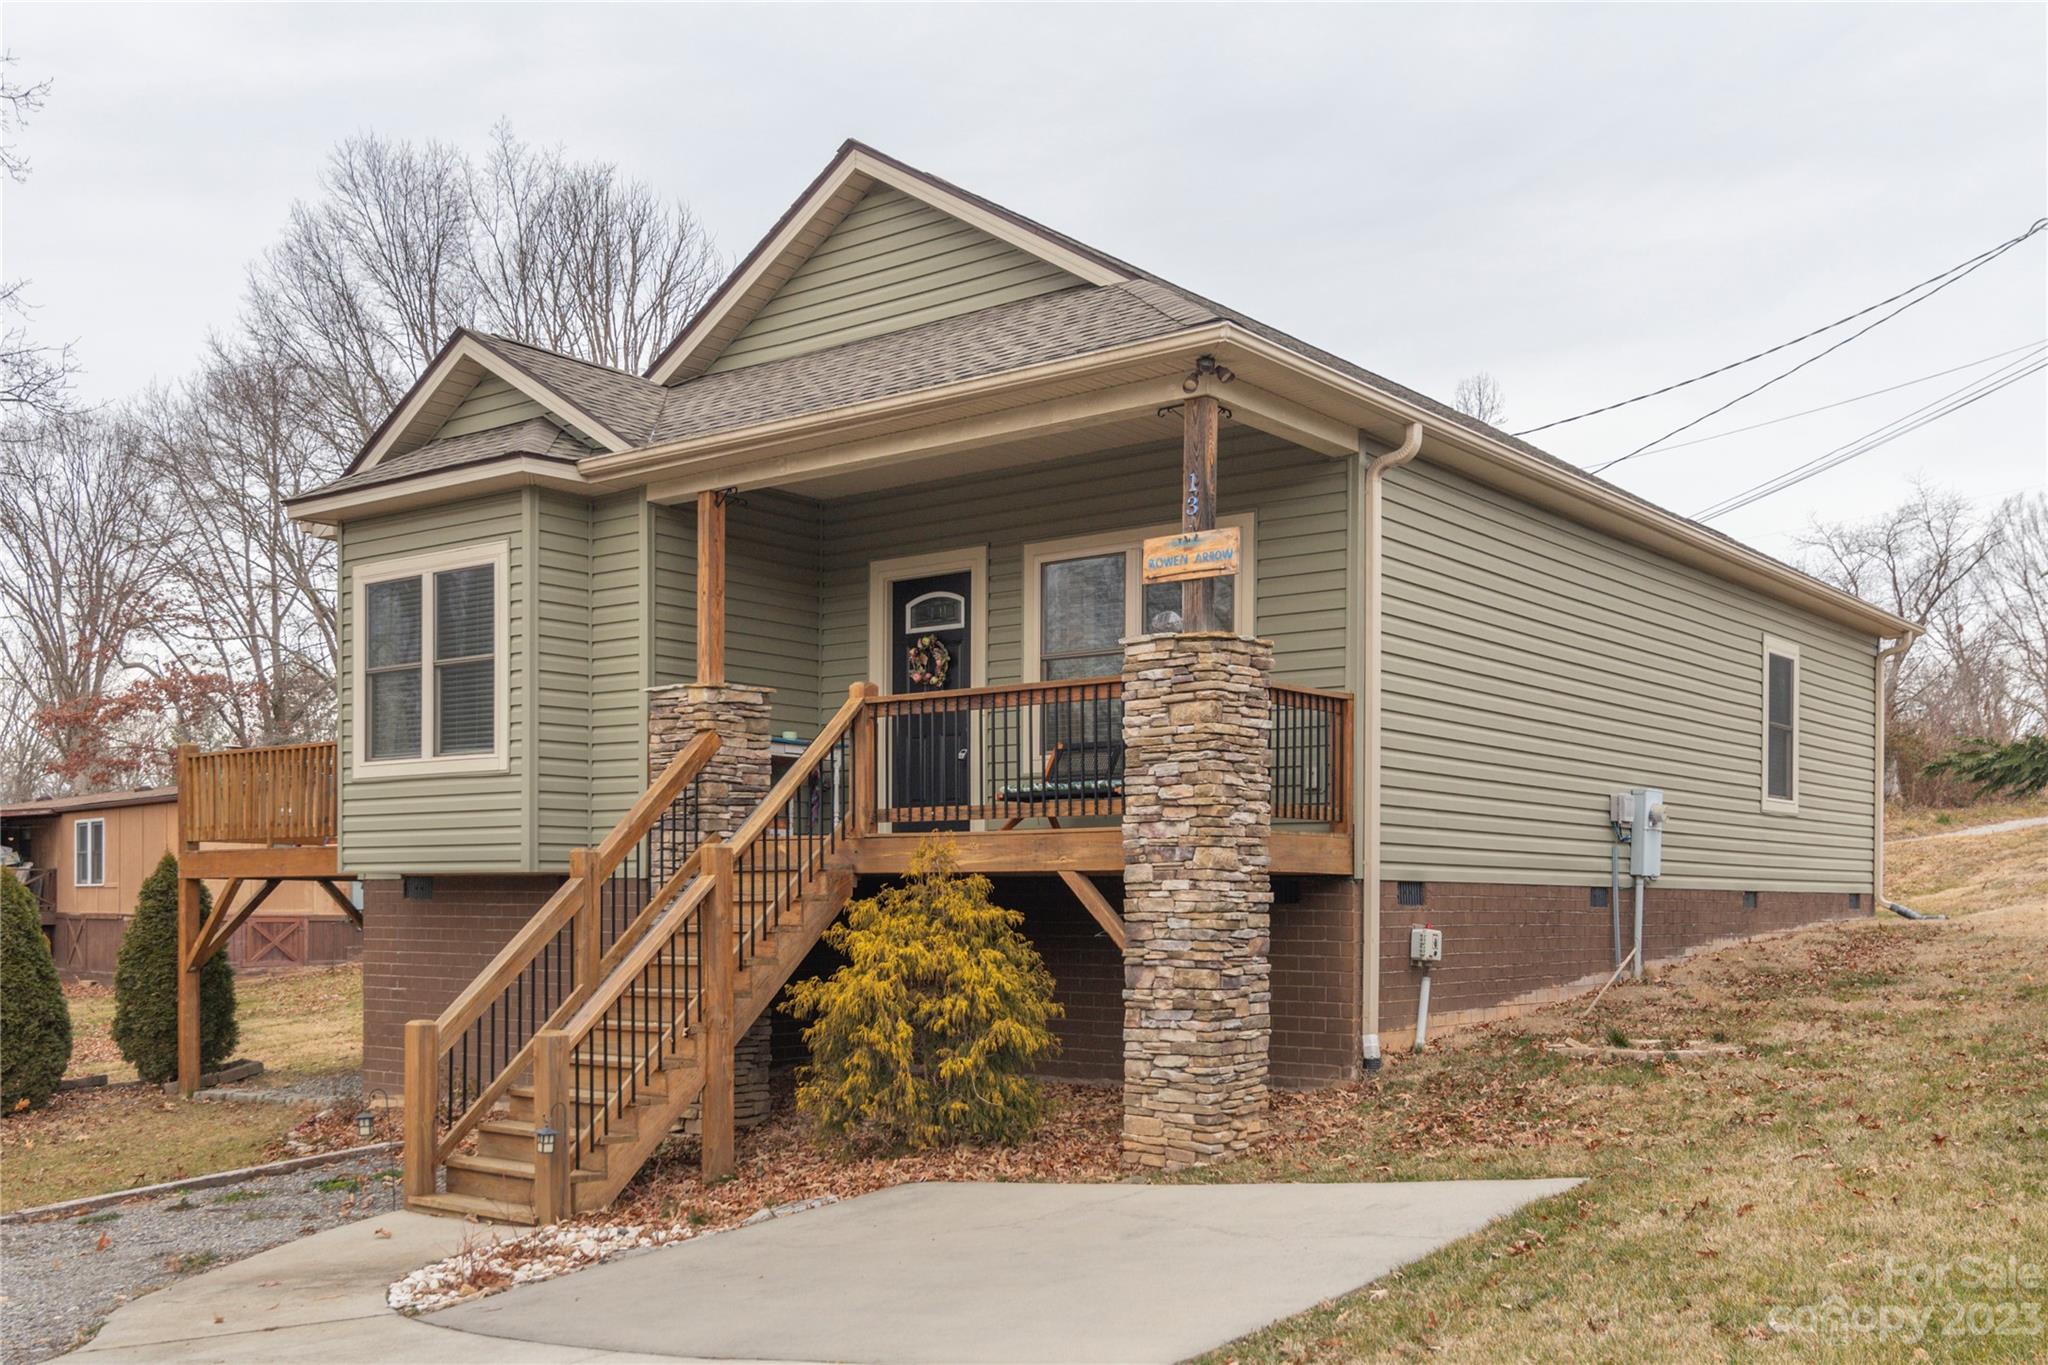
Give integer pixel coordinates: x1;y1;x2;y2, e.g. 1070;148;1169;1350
1142;526;1241;584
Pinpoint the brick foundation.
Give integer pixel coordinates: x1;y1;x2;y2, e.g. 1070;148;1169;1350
361;874;562;1097
1377;880;1871;1038
1120;633;1273;1170
1270;878;1363;1087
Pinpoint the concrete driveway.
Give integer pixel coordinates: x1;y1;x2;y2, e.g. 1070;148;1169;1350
436;1179;1581;1364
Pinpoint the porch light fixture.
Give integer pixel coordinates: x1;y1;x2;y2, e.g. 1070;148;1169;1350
1182;354;1236;392
356;1088;390;1141
534;1103;565;1157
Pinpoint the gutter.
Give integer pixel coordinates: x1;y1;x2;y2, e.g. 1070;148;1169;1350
1355;420;1423;1074
1872;630;1923;912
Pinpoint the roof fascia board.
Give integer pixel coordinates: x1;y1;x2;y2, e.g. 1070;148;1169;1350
645;148;1128;386
1210;325;1913;639
289;456;591;526
358;333;632;473
589;328;1224;484
643;374;1193;501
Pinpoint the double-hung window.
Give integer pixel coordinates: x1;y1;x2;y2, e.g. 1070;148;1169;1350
355;543;508;774
1024;514;1254;682
1761;636;1799;812
73;817;105;887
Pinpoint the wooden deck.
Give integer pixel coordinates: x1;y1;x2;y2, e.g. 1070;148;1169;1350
173;741;354;1095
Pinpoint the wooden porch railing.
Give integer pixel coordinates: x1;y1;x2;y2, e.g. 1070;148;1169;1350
1271;683;1352;830
179;741;337;846
405;730;721;1188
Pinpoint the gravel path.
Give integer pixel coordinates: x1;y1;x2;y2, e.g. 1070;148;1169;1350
0;1151;402;1365
1892;814;2048;843
195;1070;362;1107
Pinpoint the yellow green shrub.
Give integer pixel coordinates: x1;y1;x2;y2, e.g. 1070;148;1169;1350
783;839;1061;1151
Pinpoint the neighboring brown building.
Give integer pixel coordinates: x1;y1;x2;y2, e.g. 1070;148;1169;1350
0;788;362;981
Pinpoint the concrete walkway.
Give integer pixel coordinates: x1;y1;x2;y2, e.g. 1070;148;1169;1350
437;1180;1581;1364
67;1178;1579;1364
65;1212;666;1364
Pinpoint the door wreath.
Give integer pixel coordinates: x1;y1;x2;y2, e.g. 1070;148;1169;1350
906;634;952;687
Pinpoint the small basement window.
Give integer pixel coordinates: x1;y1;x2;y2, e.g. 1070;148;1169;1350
1761;636;1800;812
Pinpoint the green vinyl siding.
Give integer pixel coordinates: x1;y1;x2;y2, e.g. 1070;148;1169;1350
337;493;530;875
532;493;593;864
1379;459;1878;892
706;185;1083;374
816;433;1350;718
588;493;650;833
433;375;545;439
647;494;824;737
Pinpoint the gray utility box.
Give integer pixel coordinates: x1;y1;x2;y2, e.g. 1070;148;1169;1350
1615;786;1668;878
1409;925;1443;964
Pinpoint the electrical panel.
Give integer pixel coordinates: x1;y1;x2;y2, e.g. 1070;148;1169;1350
1409;925;1443;964
1629;787;1667;878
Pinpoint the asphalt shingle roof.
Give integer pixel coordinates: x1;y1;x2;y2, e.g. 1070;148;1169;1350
308;418;587;498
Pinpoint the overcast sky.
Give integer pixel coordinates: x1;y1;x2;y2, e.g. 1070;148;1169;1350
5;4;2043;559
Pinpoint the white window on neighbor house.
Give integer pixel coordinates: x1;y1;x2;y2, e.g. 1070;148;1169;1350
73;817;105;887
1022;514;1255;681
354;542;509;776
1761;635;1800;812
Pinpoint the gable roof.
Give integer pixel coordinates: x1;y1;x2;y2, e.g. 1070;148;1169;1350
643;141;1132;385
344;329;663;477
304;417;589;501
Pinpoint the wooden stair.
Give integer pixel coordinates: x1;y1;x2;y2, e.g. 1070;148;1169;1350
421;857;857;1221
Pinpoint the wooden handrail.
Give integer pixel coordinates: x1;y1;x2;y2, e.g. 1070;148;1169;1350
728;684;869;850
564;866;715;1039
867;675;1122;709
430;731;721;1040
1270;680;1354;703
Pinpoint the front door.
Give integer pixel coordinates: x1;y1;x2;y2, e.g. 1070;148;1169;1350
890;572;971;828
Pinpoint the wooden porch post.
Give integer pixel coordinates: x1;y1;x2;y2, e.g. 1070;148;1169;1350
531;1029;571;1223
174;743;200;1098
700;841;736;1180
696;490;727;685
403;1020;438;1201
1181;395;1220;632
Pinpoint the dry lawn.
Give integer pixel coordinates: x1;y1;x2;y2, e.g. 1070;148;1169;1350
1197;884;2046;1359
1;964;366;1211
1887;794;2048;841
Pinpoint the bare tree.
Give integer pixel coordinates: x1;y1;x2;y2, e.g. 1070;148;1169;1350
0;411;174;789
467;123;720;373
1452;372;1508;428
1796;482;1998;727
1;55;76;418
135;341;342;748
1983;492;2048;732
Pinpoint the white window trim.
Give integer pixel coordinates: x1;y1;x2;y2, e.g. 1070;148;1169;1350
866;547;989;693
1760;634;1800;814
351;540;511;780
73;817;105;887
1021;512;1256;682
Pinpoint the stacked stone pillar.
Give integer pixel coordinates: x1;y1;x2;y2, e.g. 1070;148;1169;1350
648;682;776;1129
1119;632;1274;1170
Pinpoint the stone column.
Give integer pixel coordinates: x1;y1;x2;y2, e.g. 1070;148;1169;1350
648;682;777;1128
1120;632;1274;1171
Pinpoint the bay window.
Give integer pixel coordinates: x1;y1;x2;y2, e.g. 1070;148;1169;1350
355;543;508;774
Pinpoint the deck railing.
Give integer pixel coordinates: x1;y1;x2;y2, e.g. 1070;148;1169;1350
179;741;337;846
406;731;721;1183
1271;683;1352;829
864;676;1353;831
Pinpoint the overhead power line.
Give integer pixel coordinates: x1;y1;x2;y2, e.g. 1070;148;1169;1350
1592;222;2047;473
1692;348;2048;522
1622;340;2047;456
1511;216;2048;441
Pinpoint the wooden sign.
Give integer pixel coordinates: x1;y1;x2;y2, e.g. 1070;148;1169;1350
1143;526;1241;584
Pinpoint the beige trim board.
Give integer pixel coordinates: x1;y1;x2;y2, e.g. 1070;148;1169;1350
292;458;591;526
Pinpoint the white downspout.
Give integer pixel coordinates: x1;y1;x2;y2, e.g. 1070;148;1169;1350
1872;630;1920;911
1356;420;1423;1073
